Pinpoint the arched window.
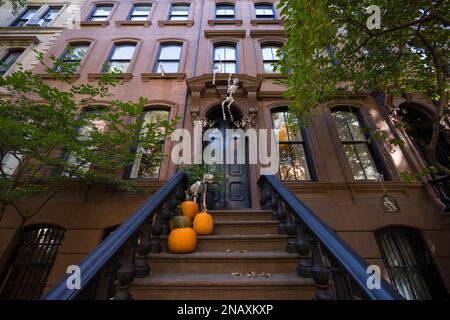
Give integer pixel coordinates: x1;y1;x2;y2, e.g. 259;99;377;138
254;3;275;19
213;43;237;74
128;3;152;21
55;42;90;71
155;43;183;73
0;49;24;76
375;227;447;300
215;3;235;19
331;107;382;181
0;225;65;299
262;44;282;73
271;109;315;181
169;3;190;21
104;43;136;73
129;109;170;179
89;4;114;21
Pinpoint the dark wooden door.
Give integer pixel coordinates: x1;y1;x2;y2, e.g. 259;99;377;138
204;110;250;209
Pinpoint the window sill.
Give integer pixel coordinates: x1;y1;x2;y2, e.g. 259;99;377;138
250;30;286;38
115;20;151;27
157;20;194;27
251;19;284;26
207;19;243;26
257;73;284;80
204;29;246;38
141;73;186;81
35;73;81;80
87;73;133;82
80;21;109;28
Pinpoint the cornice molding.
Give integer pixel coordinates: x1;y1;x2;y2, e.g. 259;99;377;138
0;35;40;46
204;29;246;39
250;29;286;38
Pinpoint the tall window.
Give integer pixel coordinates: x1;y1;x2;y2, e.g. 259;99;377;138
215;4;235;19
41;6;62;24
375;227;448;300
56;43;89;71
104;43;136;73
331;108;379;180
0;49;24;76
10;6;40;26
156;43;182;73
272;109;313;181
129;110;170;179
169;4;190;21
262;45;281;73
213;44;237;74
254;4;275;19
89;4;113;21
128;4;152;21
0;225;65;299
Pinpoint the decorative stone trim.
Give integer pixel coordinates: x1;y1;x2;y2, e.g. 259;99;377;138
80;21;109;28
35;73;81;80
158;20;194;27
250;30;286;38
250;19;284;26
257;73;284;80
141;73;186;81
87;73;133;82
0;36;40;46
204;29;246;38
115;20;151;27
207;19;243;26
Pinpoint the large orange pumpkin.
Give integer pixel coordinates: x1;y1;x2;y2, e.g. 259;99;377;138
193;210;214;235
180;201;199;220
167;227;197;253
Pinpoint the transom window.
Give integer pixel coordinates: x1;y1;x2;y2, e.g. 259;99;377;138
128;4;152;21
0;49;24;76
169;4;190;21
331;108;379;180
213;44;237;74
156;43;182;73
262;45;282;73
255;4;275;19
130;110;170;179
215;4;235;19
272;110;313;181
10;6;40;26
90;4;113;21
104;43;136;73
41;6;62;24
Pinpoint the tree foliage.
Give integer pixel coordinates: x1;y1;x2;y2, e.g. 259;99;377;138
277;0;449;174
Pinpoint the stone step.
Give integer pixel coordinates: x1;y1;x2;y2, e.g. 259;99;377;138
212;221;279;235
208;209;273;222
161;234;292;252
148;251;299;273
132;272;316;300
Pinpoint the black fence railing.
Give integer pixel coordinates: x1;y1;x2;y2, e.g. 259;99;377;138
43;172;187;300
258;175;403;300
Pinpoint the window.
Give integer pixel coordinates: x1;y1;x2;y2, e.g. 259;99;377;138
331;108;379;180
213;44;237;74
169;4;190;21
90;4;113;21
255;4;275;19
375;227;448;300
104;43;136;73
128;4;152;21
1;153;22;177
41;6;62;24
129;110;170;179
262;45;281;73
272;110;313;181
10;6;40;26
215;4;235;19
156;43;182;73
0;225;65;299
0;49;24;76
56;43;89;71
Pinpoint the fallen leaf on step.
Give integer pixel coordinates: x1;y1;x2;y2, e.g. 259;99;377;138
240;250;248;253
225;249;231;253
231;272;242;276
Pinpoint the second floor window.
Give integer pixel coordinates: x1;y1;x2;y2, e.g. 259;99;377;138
331;108;379;180
10;6;40;26
214;44;237;74
104;44;136;73
262;45;281;73
156;44;182;73
255;4;275;19
90;4;113;21
0;49;24;76
129;4;152;21
41;6;62;24
57;43;89;70
215;4;235;19
169;4;190;21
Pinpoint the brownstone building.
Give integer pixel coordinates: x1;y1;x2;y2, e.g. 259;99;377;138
0;0;449;300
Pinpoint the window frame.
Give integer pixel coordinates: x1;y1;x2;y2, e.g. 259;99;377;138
89;3;114;21
0;49;24;76
254;3;275;20
154;43;183;73
103;42;137;73
261;44;282;73
168;3;190;21
213;43;238;74
10;6;41;26
127;3;152;21
55;42;91;71
215;3;235;20
40;6;63;25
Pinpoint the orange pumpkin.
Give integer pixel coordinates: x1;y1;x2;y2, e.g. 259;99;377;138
169;215;192;230
180;201;199;220
167;227;197;253
193;210;214;235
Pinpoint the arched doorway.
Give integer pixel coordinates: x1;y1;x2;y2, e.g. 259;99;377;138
203;106;251;209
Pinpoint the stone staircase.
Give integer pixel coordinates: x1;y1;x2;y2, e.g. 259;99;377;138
131;209;316;299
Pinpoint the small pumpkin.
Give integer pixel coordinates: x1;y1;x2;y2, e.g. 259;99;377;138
180;200;199;220
168;227;197;253
193;209;214;235
169;215;192;230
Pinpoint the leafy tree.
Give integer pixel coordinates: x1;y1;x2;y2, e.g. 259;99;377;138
0;51;177;225
277;0;449;175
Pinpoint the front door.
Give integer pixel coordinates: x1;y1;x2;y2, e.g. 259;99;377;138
203;108;251;209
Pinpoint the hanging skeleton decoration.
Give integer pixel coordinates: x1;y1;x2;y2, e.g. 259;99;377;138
212;55;223;86
376;173;401;213
221;75;239;122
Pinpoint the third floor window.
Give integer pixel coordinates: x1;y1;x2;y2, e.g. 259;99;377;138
128;4;152;21
214;44;237;74
156;43;182;73
56;43;89;71
215;4;235;19
169;4;190;21
41;6;62;24
104;43;136;73
262;45;282;73
255;4;275;19
10;6;40;26
89;4;113;21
